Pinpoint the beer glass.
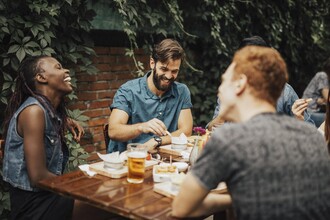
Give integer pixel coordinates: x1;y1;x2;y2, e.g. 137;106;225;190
127;143;147;184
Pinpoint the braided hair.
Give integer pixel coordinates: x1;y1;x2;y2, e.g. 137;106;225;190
3;55;69;147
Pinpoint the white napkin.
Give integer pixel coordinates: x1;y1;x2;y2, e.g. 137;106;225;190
97;152;123;163
171;133;188;145
180;151;190;159
78;164;97;177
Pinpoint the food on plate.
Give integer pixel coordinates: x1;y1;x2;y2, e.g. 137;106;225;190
155;165;177;174
172;162;188;172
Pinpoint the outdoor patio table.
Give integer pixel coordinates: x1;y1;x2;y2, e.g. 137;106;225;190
37;167;232;220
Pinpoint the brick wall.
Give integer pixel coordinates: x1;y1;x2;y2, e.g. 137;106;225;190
68;46;149;153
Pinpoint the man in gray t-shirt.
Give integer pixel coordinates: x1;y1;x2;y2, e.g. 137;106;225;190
172;46;330;220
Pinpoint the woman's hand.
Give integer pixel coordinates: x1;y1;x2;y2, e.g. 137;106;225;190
67;118;85;142
292;98;312;120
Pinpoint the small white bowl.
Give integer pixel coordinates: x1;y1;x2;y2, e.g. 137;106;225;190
172;162;188;172
103;159;124;170
153;164;178;182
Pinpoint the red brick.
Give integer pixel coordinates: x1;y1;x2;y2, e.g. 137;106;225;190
77;92;97;101
109;47;126;55
97;72;116;81
89;100;110;109
103;108;111;116
110;64;131;72
75;83;90;91
84;109;104;118
116;72;135;80
96;144;106;152
83;145;96;153
76;74;97;82
89;82;110;91
98;91;115;99
116;56;135;64
94;47;110;55
88;118;108;127
92;133;104;143
96;63;110;72
110;80;129;89
97;56;116;64
67;102;87;110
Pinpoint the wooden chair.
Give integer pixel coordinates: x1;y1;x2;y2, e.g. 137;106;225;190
103;123;110;147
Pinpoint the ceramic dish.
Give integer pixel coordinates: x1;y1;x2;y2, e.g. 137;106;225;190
153;164;178;182
172;162;188;172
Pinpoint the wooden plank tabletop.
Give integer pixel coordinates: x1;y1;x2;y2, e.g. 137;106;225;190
37;150;232;220
37;169;181;220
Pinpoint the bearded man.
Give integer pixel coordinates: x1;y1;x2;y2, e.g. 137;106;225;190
107;39;193;153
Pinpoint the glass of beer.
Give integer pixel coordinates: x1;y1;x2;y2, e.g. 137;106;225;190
127;143;148;184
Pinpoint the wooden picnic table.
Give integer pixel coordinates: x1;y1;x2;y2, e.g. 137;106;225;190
37;165;232;220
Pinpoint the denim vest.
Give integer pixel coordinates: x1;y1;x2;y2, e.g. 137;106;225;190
2;97;68;191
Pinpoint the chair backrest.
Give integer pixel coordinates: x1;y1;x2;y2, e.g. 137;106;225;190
103;123;110;147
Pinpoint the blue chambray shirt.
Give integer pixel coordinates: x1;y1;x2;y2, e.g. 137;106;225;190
108;71;193;153
208;83;315;127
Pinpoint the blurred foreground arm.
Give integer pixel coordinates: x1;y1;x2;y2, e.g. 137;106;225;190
172;173;232;218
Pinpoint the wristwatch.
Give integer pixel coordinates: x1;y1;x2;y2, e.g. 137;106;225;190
154;136;162;148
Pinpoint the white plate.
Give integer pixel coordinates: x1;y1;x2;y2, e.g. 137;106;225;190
172;162;188;172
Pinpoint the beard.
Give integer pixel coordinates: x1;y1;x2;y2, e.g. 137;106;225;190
152;67;175;91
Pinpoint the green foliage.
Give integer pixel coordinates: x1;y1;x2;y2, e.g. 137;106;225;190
65;109;90;172
110;0;330;127
0;0;96;217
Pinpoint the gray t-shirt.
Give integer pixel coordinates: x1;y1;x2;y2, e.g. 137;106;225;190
192;113;330;220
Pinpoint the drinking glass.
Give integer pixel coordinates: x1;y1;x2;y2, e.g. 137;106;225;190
126;143;148;184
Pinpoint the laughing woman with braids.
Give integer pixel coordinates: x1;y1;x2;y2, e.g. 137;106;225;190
2;56;75;219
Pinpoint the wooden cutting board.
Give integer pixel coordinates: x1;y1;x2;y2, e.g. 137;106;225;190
159;144;192;157
153;181;178;198
89;160;158;179
154;181;227;198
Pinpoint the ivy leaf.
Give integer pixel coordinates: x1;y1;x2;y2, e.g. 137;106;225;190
7;44;20;53
16;47;26;62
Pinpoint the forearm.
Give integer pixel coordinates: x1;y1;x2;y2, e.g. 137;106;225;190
188;194;232;217
172;193;232;218
108;123;144;142
29;169;57;186
207;116;224;131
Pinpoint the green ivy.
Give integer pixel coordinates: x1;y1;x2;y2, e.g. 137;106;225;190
0;0;96;217
109;0;330;126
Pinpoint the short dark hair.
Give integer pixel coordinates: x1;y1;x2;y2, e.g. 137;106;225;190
151;38;185;63
238;36;269;49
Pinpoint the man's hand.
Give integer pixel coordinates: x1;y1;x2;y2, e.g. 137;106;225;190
292;98;312;120
67;118;85;142
138;118;167;136
143;138;159;153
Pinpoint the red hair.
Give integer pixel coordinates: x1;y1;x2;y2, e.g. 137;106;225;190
233;46;288;106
